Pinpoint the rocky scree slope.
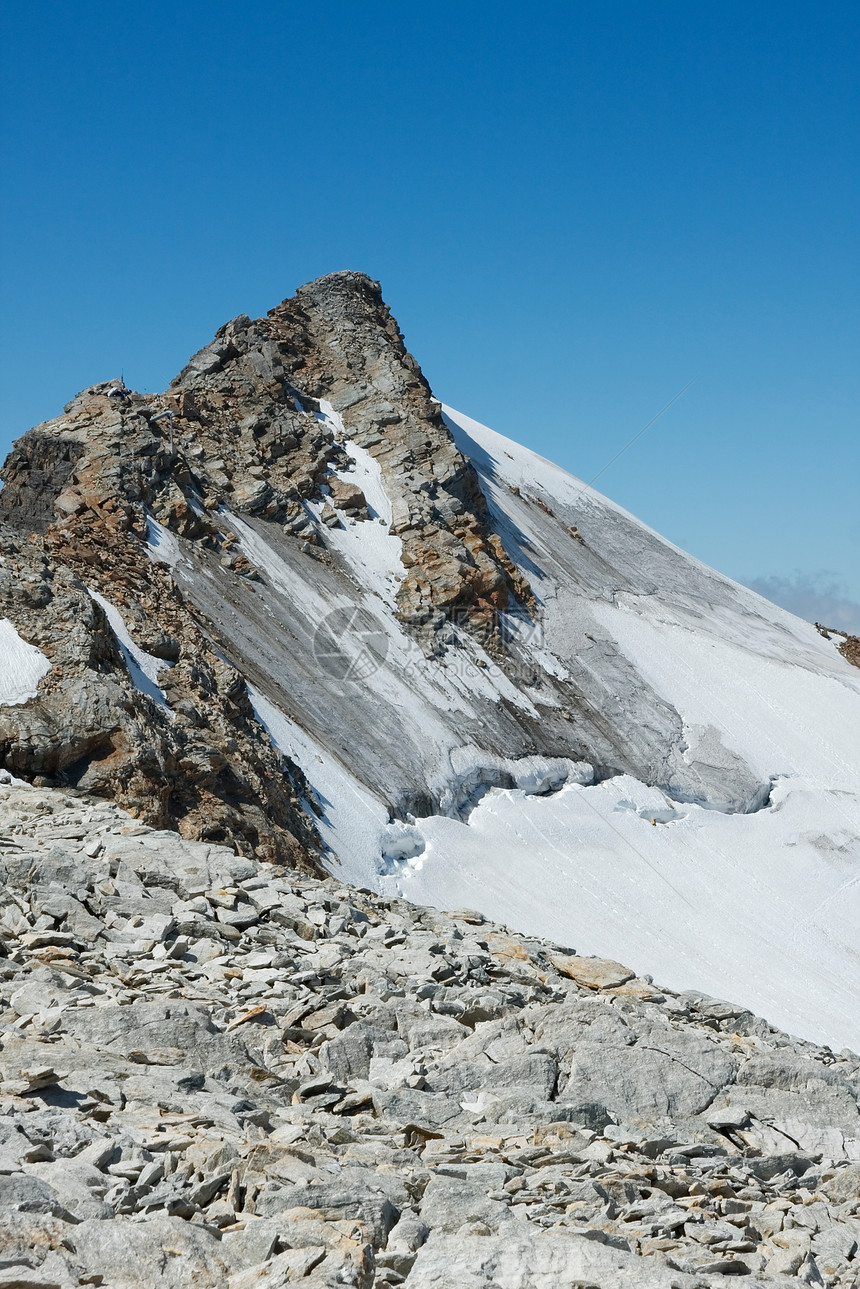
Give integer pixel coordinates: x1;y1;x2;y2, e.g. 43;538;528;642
0;782;858;1288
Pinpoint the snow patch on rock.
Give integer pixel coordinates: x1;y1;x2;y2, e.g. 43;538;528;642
308;444;404;609
145;514;185;569
0;619;51;705
89;590;173;713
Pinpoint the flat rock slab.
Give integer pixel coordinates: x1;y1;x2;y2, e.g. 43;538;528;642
549;954;635;989
404;1229;788;1287
228;1246;326;1288
65;1215;237;1289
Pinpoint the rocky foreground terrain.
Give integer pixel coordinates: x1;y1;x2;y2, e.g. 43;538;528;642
0;780;858;1288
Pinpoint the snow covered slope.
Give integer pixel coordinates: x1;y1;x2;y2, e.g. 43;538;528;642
208;404;860;1052
375;408;860;1052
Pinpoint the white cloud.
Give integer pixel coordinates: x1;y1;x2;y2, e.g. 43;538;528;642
744;572;860;634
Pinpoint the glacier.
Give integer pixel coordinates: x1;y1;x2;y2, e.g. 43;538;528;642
206;403;860;1051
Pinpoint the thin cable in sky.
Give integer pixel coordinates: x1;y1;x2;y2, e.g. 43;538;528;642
578;377;697;497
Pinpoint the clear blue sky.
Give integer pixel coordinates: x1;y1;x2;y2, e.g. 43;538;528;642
2;2;858;625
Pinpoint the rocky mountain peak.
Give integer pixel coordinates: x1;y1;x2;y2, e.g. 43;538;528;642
1;271;859;1078
169;270;532;649
0;272;533;867
265;270;426;411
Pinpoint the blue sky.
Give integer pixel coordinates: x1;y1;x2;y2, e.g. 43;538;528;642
2;2;858;625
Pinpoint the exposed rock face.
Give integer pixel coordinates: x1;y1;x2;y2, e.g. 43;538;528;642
260;272;532;648
838;635;860;670
0;274;536;841
0;521;319;870
0;433;84;534
0;782;858;1288
0;271;691;840
163;272;531;654
814;623;860;672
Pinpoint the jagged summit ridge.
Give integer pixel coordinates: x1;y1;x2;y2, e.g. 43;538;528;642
173;267;532;645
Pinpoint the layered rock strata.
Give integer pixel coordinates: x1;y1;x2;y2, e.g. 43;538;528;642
259;272;532;647
0;272;537;844
0;522;319;870
0;782;858;1288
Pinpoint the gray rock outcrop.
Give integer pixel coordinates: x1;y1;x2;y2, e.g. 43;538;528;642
260;272;533;646
0;781;857;1288
0;433;84;534
0;522;319;870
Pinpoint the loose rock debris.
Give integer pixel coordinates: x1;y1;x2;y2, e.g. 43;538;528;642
0;784;858;1286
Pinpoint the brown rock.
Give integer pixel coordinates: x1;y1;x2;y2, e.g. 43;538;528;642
328;478;368;514
549;954;635;989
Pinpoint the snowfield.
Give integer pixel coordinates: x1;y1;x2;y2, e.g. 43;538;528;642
379;774;860;1054
176;402;860;1052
